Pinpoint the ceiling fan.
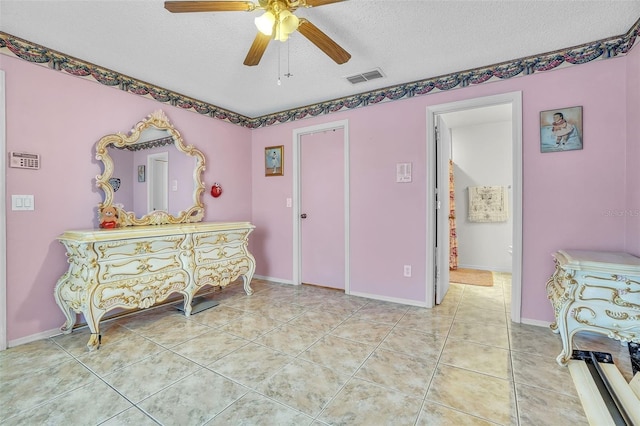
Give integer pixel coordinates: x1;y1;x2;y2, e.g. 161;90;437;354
164;0;351;66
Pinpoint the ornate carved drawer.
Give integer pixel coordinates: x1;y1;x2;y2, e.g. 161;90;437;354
93;235;188;312
193;229;253;291
54;222;256;350
546;249;640;365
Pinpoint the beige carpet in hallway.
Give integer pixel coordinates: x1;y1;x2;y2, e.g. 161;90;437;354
449;268;493;286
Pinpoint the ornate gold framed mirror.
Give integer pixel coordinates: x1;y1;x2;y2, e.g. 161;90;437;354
95;110;205;226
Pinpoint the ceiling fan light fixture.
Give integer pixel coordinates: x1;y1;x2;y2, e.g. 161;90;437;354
255;11;276;36
275;11;299;41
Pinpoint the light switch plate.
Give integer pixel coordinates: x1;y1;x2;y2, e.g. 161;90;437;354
12;195;34;211
396;162;412;183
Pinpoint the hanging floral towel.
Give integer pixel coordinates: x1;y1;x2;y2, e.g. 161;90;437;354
468;186;508;222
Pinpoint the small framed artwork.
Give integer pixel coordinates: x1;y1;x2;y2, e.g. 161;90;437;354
540;106;583;153
137;165;146;182
265;145;283;176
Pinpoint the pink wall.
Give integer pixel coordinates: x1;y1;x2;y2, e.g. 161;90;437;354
111;148;134;210
625;44;640;256
251;55;632;321
4;55;252;341
3;44;638;343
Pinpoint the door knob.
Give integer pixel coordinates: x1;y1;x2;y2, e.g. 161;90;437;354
301;213;308;219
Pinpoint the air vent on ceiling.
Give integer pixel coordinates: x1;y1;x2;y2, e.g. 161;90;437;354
346;68;385;85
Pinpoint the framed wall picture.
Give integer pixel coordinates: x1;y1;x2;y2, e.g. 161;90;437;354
540;106;583;153
138;165;146;182
265;145;283;176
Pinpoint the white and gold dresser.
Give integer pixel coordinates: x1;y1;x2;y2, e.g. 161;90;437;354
54;222;255;350
546;249;640;365
57;110;259;350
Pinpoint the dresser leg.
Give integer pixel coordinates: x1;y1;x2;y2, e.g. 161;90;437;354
242;274;254;295
85;315;103;351
242;255;256;295
554;321;573;366
182;293;193;316
54;275;77;334
87;333;101;351
57;306;77;335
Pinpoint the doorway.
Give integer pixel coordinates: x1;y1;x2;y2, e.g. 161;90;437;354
426;92;523;322
292;120;350;293
147;152;168;212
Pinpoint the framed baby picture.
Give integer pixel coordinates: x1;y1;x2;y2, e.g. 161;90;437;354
265;145;283;176
540;106;583;153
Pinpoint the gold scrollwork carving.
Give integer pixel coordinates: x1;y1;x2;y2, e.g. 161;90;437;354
585;273;640;288
605;310;640;321
572;306;597;326
195;258;249;289
95;272;188;310
215;234;229;244
100;255;181;281
97;238;183;259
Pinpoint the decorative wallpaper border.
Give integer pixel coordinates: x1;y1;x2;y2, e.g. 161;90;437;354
123;136;175;152
1;17;638;129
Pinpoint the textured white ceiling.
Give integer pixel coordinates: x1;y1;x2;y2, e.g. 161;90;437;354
1;0;639;118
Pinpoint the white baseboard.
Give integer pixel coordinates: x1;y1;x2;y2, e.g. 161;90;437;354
458;264;512;274
7;327;62;349
520;317;553;328
348;290;428;308
253;277;428;307
253;275;296;285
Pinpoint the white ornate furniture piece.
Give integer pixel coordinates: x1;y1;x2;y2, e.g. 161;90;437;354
547;249;640;365
54;111;256;350
55;222;255;350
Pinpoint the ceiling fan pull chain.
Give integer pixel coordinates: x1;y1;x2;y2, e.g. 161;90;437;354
285;40;293;78
277;42;282;85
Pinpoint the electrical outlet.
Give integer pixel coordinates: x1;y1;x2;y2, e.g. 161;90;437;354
403;265;412;277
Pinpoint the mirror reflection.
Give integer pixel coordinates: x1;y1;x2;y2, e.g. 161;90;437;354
96;110;205;227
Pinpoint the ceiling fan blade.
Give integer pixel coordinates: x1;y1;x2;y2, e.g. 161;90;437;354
164;1;255;13
297;18;351;64
303;0;347;7
244;32;271;66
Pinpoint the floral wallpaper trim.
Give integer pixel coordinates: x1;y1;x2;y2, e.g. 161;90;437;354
123;136;175;152
0;32;253;127
1;18;638;129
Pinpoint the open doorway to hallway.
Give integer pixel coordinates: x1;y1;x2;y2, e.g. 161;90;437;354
441;104;513;278
426;92;523;322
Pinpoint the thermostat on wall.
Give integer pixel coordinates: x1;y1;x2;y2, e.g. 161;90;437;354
9;152;40;170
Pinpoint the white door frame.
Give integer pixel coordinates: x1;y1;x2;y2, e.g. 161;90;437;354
1;71;6;350
426;92;523;322
292;120;350;293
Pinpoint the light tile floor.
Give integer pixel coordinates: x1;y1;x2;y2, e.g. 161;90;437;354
0;273;634;425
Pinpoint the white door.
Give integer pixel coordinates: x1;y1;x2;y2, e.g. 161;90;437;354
148;153;168;212
435;115;451;304
300;129;345;289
